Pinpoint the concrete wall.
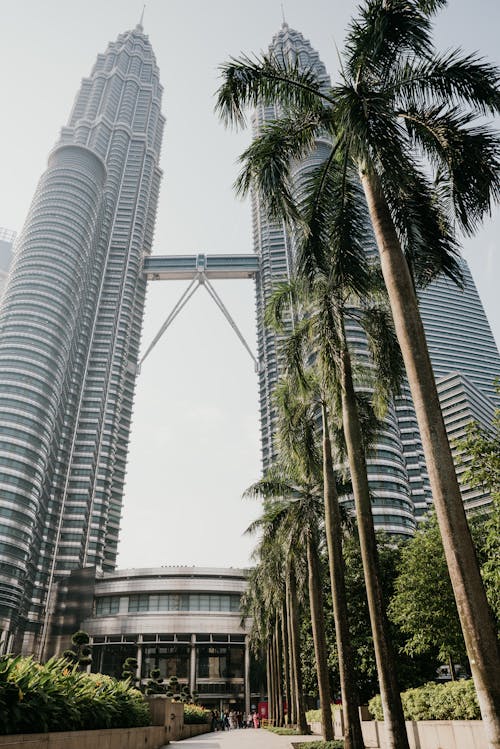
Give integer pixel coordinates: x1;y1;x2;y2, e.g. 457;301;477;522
0;699;213;749
309;718;486;749
0;726;167;749
145;697;211;741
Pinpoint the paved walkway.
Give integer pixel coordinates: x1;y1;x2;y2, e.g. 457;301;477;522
165;729;319;749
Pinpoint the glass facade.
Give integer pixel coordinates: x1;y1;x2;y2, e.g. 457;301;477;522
0;23;164;654
95;592;241;615
253;23;416;537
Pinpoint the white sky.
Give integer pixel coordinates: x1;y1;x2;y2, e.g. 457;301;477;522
0;0;499;570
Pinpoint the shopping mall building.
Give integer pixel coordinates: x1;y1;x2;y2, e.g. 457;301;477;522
47;566;255;712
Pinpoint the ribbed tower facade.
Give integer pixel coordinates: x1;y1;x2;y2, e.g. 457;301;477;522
253;23;416;537
419;257;500;407
0;23;164;654
0;228;15;300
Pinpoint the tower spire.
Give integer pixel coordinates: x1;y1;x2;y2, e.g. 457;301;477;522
281;2;288;27
137;4;145;30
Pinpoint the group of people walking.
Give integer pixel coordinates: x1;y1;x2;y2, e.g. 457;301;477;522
211;709;260;731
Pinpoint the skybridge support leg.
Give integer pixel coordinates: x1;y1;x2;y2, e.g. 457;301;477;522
202;277;259;373
139;273;259;372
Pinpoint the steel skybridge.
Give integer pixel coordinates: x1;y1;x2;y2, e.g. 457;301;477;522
141;253;260;371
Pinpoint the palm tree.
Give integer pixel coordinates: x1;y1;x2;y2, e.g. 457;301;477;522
269;243;409;749
241;507;309;731
274;375;364;749
216;2;500;743
246;474;334;740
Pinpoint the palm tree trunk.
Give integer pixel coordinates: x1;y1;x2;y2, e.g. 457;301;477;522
340;336;409;749
306;532;334;741
282;601;292;725
362;170;500;749
266;644;273;723
289;569;309;733
270;630;278;725
286;577;297;726
275;616;284;726
321;402;365;749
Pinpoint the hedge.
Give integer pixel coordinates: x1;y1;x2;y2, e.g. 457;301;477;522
184;703;211;724
368;680;480;721
0;655;150;734
306;706;340;723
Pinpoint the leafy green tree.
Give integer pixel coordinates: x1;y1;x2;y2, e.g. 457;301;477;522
300;534;437;703
388;515;467;676
216;3;500;743
455;388;500;619
62;630;92;669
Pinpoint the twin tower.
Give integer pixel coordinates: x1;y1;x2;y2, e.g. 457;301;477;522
0;22;498;655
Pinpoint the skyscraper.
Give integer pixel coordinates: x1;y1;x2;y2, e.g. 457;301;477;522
0;228;15;300
0;22;164;654
416;258;500;515
253;23;416;537
419;257;500;408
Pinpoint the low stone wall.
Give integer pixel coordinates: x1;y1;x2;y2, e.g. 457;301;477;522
178;724;212;740
0;726;167;749
309;718;486;749
145;696;211;741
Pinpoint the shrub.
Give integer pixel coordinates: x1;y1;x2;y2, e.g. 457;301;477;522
183;703;211;724
368;680;480;721
292;741;344;749
0;655;150;734
306;706;339;723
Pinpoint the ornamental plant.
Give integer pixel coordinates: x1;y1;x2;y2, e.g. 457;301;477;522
0;655;150;734
165;675;181;700
62;630;92;669
183;703;211;724
145;668;166;695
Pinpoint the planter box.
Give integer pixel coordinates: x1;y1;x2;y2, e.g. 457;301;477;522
179;724;211;740
309;717;486;749
0;726;167;749
144;697;211;741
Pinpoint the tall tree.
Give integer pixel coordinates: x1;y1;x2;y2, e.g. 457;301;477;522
274;376;364;749
216;2;500;743
269;247;408;749
246;475;334;740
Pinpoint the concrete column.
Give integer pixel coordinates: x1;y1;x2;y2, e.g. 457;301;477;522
244;635;251;716
136;638;143;682
86;636;93;674
190;634;196;693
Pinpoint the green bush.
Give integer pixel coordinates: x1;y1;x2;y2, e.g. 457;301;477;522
306;706;339;723
266;726;301;734
292;741;344;749
183;703;211;724
368;680;480;721
0;655;150;734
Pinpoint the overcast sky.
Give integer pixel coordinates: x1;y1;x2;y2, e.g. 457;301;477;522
0;0;499;570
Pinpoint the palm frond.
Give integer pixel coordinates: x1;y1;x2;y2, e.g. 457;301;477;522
401;104;500;234
265;279;301;332
236;114;325;222
344;0;435;83
216;54;332;128
358;305;405;410
390;51;500;116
